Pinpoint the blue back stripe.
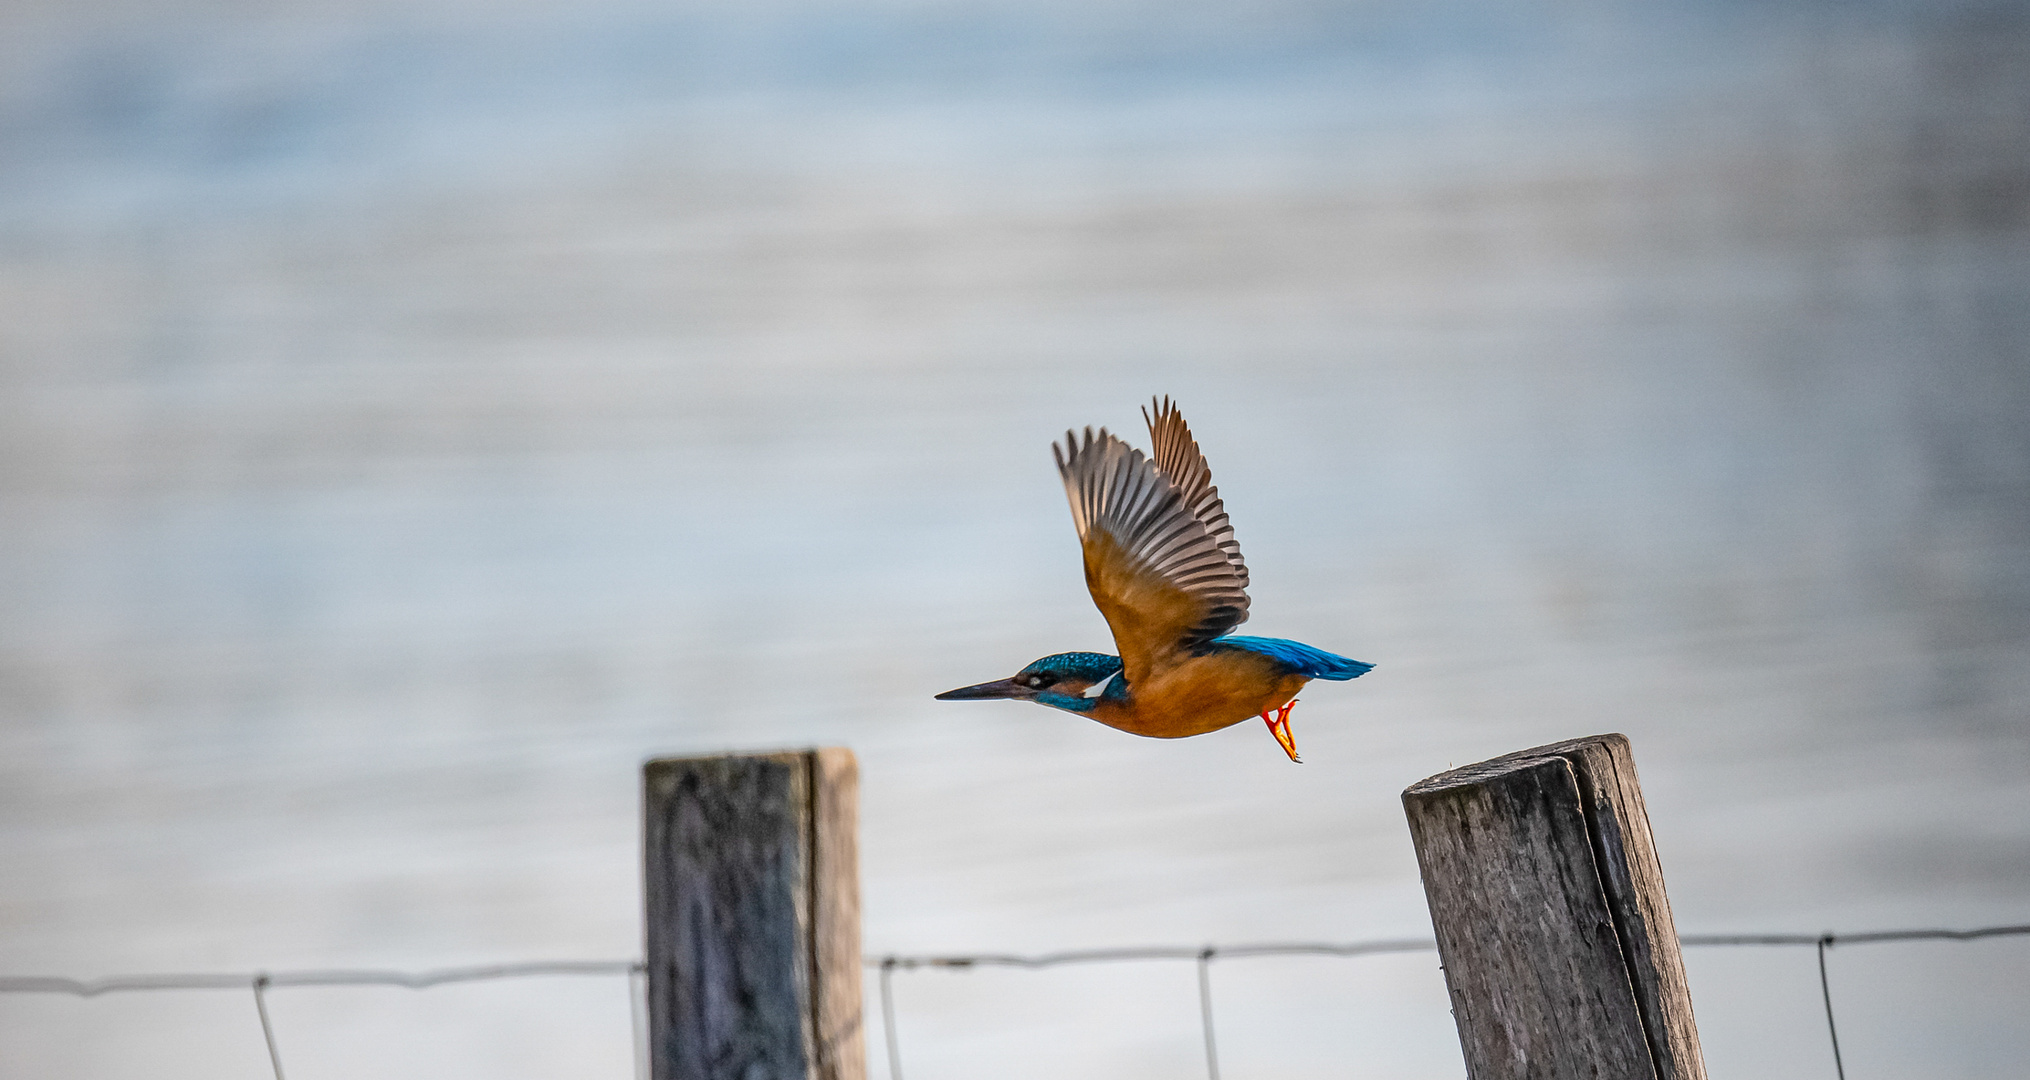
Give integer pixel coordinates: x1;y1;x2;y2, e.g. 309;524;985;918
1217;636;1374;680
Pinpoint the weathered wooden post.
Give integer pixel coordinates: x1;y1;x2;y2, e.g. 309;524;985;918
1402;734;1705;1080
644;749;865;1080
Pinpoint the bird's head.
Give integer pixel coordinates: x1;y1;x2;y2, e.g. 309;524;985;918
935;652;1126;711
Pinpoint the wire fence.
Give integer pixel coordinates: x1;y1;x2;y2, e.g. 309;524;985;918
3;924;2024;1080
0;960;649;1080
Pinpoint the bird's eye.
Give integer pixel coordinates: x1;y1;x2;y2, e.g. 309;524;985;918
1024;673;1054;688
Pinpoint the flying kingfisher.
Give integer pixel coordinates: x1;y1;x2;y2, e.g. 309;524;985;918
936;397;1372;762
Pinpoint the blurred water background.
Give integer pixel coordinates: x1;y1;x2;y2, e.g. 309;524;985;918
2;0;2028;1077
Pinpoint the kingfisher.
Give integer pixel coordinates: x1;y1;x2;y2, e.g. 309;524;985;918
936;397;1372;762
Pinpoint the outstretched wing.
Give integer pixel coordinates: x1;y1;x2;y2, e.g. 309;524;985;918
1142;396;1247;581
1054;403;1250;683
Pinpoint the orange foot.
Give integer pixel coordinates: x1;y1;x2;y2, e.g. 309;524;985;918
1262;699;1302;763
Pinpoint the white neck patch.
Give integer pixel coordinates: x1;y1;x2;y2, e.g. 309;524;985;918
1083;669;1120;699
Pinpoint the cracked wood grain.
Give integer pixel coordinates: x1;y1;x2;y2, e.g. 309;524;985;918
645;749;865;1080
1404;734;1705;1080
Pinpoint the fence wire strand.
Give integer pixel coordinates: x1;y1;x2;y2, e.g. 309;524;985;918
879;957;904;1080
3;924;2025;1080
866;923;2029;1080
252;974;285;1080
0;959;643;997
628;964;650;1080
1196;948;1220;1080
1817;938;1847;1080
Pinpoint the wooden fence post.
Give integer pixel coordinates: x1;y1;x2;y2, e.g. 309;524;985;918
644;748;865;1080
1402;734;1705;1080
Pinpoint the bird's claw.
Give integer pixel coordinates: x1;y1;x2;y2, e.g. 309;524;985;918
1263;699;1302;763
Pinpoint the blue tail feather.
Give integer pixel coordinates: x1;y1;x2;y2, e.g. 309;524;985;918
1216;636;1374;680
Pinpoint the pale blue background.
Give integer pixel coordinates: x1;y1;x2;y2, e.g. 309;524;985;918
2;0;2027;1077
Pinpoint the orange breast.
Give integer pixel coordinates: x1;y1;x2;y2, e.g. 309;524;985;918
1087;648;1309;738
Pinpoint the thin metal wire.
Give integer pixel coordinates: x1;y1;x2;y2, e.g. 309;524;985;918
861;923;2029;1080
628;963;650;1080
0;959;642;997
2;921;2023;1080
11;925;2015;997
861;924;2030;970
868;937;1438;971
1682;924;2030;947
252;974;285;1080
1196;948;1221;1080
879;957;904;1080
1818;936;1846;1080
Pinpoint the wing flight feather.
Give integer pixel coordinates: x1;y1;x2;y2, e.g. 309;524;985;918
1143;396;1246;578
1054;399;1251;680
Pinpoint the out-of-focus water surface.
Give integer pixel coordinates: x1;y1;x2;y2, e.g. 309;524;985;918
2;0;2027;1076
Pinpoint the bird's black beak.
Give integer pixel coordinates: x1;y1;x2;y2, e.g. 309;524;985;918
934;677;1032;701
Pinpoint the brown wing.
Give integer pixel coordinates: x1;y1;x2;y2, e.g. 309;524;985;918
1053;413;1251;683
1142;396;1248;581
